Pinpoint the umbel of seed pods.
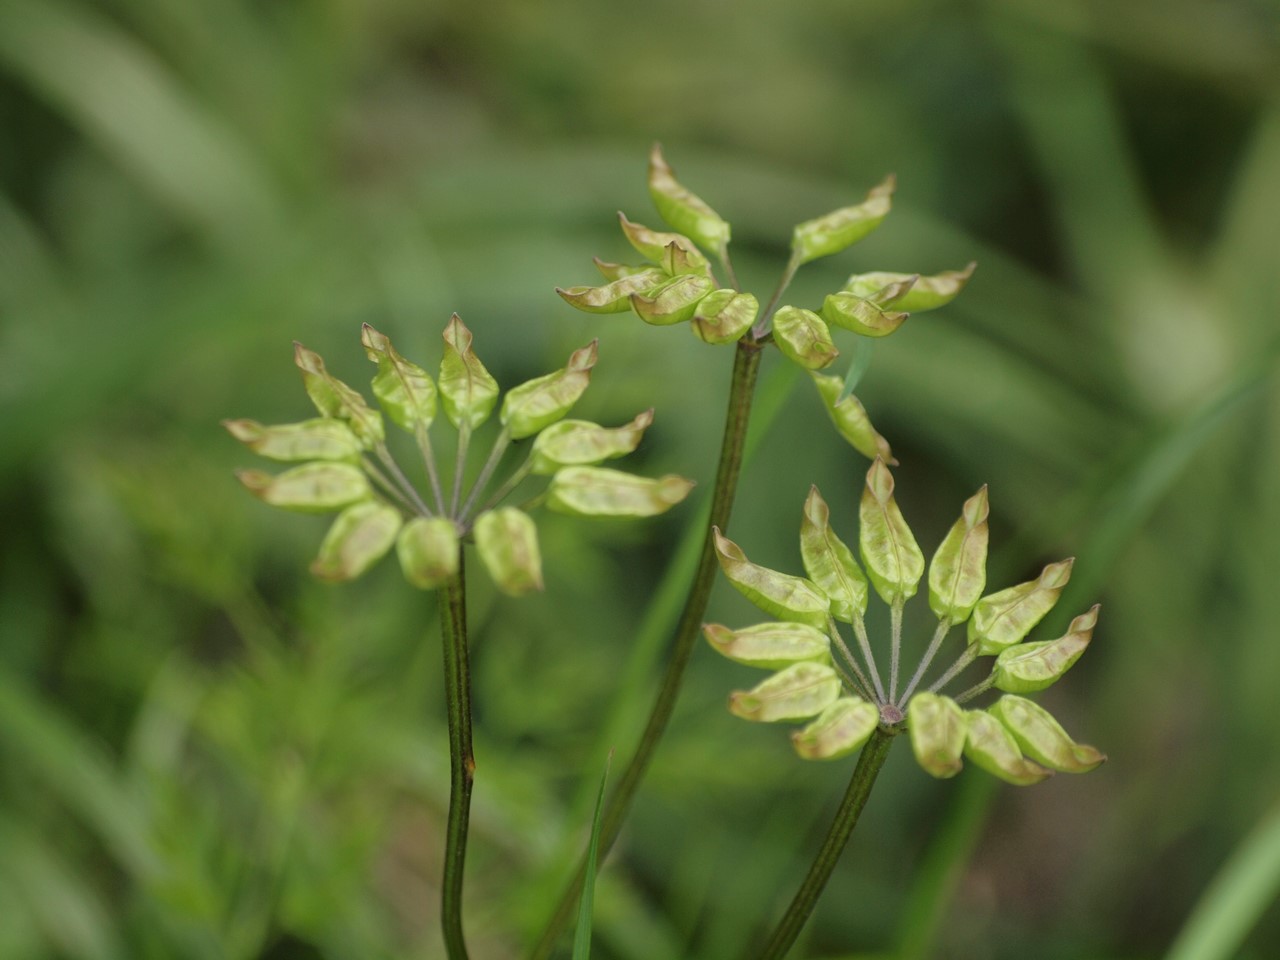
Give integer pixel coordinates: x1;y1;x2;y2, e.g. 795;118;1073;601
704;459;1105;784
224;316;693;593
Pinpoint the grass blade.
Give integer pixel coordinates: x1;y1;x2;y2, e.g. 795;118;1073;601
573;751;614;960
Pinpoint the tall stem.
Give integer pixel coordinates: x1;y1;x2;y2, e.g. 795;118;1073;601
439;555;474;960
758;728;897;960
529;339;763;959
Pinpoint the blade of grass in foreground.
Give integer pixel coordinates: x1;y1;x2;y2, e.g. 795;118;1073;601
573;752;614;960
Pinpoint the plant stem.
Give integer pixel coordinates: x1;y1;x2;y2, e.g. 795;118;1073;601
899;619;951;706
889;598;904;702
417;422;448;515
852;614;887;703
758;727;896;960
529;338;763;959
458;427;511;520
439;555;474;960
928;643;979;695
827;616;875;703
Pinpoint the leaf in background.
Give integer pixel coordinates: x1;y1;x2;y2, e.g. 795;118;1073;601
572;751;613;960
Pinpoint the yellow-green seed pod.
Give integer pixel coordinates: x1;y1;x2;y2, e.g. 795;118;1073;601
474;507;543;596
360;324;437;432
843;263;977;312
728;662;841;723
772;306;839;370
712;527;831;629
647;143;731;258
994;605;1098;693
658;240;708;278
810;373;895;463
630;274;713;325
396;516;460;589
500;341;597;440
310;501;402;582
556;270;665;314
800;486;869;622
928;486;990;624
546;467;694;518
790;175;894;266
989;695;1106;773
907;692;966;778
690;289;758;345
968;558;1074;656
702;621;830;670
236;463;371;513
617;212;711;275
529;410;653;475
223;418;361;462
963;709;1054;785
793;698;880;760
439;314;500;429
592;257;653;281
821;292;910;338
859;459;925;605
294;343;385;446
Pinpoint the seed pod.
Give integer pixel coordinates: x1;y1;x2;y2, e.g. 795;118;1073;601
791;175;895;266
907;692;966;778
843;263;976;312
617;212;711;275
592;257;653;281
968;558;1074;656
546;467;694;517
793;698;880;760
529;410;653;475
702;621;830;670
994;605;1098;693
990;695;1106;773
659;240;709;278
712;527;831;629
500;341;597;440
772;306;839;370
360;324;438;431
928;486;990;624
474;507;543;596
311;501;402;582
630;274;713;325
647;143;732;257
728;662;841;723
439;314;500;429
690;289;759;345
821;292;910;338
236;463;370;513
859;459;924;605
294;343;385;446
223;418;361;462
556;270;665;314
397;516;460;589
963;709;1053;785
810;373;895;463
800;486;869;622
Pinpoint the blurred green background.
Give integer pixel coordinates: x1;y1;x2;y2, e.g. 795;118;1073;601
2;0;1279;957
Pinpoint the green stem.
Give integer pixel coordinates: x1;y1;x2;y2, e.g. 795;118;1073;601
758;727;896;960
529;339;763;959
439;556;474;960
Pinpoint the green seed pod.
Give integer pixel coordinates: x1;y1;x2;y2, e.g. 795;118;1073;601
396;516;460;589
968;558;1074;656
793;697;880;760
690;289;758;345
360;324;438;432
859;459;925;605
702;621;830;670
529;410;653;475
928;486;990;624
843;262;977;312
728;662;841;723
810;373;895;463
712;527;832;629
439;314;500;429
630;274;714;325
546;467;694;517
592;257;653;281
556;269;665;314
821;292;910;338
474;507;543;596
990;695;1106;773
790;175;894;266
617;212;711;275
963;709;1053;785
994;604;1098;694
772;306;839;370
500;341;597;440
659;240;709;278
800;486;869;622
907;692;966;779
310;501;402;582
236;462;370;513
222;417;361;462
647;143;732;257
294;343;385;446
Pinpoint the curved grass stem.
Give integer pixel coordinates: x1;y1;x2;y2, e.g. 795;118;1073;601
439;556;474;960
